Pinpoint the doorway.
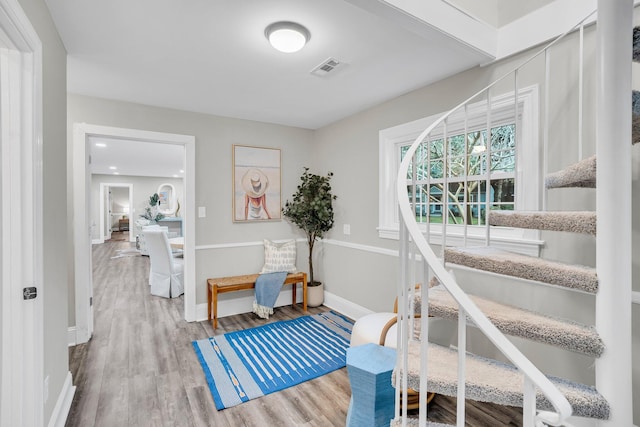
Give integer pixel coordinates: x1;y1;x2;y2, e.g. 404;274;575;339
72;124;196;345
99;183;134;243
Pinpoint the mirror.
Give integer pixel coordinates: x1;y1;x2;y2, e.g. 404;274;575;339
157;183;176;216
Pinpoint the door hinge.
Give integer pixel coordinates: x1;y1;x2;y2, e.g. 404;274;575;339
90;297;93;306
23;287;37;300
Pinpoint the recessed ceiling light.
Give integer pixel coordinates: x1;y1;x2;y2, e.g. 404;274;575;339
179;169;184;174
173;174;179;178
113;172;119;175
95;143;107;148
109;166;117;170
265;21;310;53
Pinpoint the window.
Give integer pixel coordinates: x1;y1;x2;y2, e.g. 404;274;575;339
404;124;515;226
378;85;542;256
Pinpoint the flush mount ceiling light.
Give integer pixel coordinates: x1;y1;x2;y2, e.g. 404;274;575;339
265;21;310;53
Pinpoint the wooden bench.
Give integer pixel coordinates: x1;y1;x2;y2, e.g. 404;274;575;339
207;272;308;329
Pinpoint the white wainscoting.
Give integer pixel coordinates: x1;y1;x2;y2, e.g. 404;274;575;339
193;238;393;324
195;238;305;252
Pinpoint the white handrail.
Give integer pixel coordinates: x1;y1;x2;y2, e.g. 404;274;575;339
394;9;598;425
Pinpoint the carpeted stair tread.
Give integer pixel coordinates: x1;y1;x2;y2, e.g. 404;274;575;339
489;210;596;235
426;285;603;357
444;246;598;294
390;419;453;427
394;342;610;420
545;155;596;189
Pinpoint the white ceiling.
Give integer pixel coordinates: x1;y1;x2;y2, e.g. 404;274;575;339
46;0;569;177
90;137;184;178
45;0;495;131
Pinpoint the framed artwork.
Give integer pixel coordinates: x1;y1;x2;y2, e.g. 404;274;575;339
232;145;281;222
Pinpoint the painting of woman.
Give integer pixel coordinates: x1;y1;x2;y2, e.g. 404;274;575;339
242;169;271;220
232;145;281;222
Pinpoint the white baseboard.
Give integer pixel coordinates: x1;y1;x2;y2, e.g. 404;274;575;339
194;288;373;323
195;302;209;321
196;285;373;322
47;371;76;427
195;286;305;322
67;327;76;347
68;326;90;346
323;291;373;321
91;239;102;245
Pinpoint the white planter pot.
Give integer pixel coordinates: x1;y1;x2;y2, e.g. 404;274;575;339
307;282;324;307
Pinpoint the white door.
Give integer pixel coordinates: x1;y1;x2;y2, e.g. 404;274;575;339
0;3;44;425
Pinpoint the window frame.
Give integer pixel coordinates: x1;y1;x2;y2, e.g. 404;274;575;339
378;85;543;256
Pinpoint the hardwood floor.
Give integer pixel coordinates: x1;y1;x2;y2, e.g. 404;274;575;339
66;239;523;427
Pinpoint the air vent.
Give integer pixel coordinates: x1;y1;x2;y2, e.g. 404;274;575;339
311;57;343;77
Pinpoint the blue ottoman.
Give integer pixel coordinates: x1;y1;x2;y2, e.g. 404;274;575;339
346;343;396;427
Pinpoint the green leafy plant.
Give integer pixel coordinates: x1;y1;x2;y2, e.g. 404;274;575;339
283;167;337;286
139;193;165;222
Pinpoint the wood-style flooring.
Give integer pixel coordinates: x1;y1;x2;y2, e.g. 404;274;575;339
66;236;523;426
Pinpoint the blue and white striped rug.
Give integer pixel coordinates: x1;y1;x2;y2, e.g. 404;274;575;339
193;311;354;410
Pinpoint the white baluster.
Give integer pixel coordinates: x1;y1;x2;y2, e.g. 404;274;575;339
457;305;466;427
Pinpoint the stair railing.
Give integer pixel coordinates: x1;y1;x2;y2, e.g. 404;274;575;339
395;10;597;427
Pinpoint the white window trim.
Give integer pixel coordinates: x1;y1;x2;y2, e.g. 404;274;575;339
378;85;543;256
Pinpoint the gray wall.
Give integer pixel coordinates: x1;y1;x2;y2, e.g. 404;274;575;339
68;94;314;311
311;45;557;308
313;21;639;424
17;0;69;422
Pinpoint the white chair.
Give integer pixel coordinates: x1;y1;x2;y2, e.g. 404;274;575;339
350;287;434;409
144;230;184;298
350;312;398;348
137;225;169;256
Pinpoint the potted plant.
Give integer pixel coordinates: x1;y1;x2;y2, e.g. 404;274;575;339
283;167;337;307
139;193;165;224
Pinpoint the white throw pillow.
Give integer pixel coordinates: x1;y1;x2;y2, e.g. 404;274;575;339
260;239;297;274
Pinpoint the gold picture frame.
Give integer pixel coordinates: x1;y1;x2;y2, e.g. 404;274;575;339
232;145;281;222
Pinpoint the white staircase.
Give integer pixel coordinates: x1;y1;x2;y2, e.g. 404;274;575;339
393;2;634;426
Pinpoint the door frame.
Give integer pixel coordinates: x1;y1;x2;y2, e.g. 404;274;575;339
99;183;134;243
0;0;43;425
73;124;196;344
